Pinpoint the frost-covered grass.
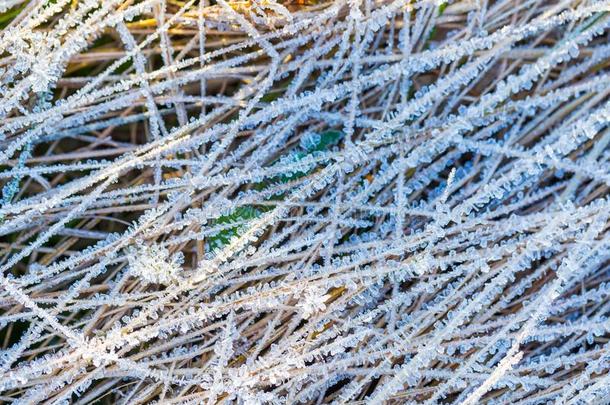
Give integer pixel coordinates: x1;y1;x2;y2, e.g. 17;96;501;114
0;0;610;403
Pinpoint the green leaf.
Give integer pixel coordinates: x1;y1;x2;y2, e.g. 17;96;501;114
207;206;263;251
0;4;26;29
305;129;344;153
210;130;344;250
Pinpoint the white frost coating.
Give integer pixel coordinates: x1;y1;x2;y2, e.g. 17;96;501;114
0;0;609;403
127;243;183;285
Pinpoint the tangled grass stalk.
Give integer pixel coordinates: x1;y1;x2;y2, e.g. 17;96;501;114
0;0;610;403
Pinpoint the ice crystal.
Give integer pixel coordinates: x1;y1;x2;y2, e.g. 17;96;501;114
127;243;183;285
